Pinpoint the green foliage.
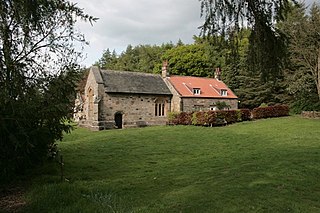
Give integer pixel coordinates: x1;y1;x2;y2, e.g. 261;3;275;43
96;43;175;73
191;111;208;126
214;101;231;110
167;111;179;123
199;0;291;80
279;2;320;112
259;103;268;108
96;37;226;77
172;109;252;126
0;0;95;181
160;43;213;77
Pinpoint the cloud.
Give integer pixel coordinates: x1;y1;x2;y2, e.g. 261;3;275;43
72;0;203;66
72;0;318;67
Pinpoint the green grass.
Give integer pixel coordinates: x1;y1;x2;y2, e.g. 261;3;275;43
23;116;320;212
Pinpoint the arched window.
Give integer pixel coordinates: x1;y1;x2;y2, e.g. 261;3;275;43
155;101;165;117
87;88;94;119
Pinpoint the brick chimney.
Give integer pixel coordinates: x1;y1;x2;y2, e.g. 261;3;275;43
214;67;221;80
162;60;169;78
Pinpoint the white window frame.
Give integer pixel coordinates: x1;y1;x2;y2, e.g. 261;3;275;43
193;88;201;95
210;106;217;111
221;89;227;96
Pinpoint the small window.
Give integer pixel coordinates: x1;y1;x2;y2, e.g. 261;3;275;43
193;88;201;95
221;89;227;96
210;106;217;111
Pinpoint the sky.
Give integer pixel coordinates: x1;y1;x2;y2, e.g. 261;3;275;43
72;0;318;67
73;0;203;67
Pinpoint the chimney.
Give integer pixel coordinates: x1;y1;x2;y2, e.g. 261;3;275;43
162;60;169;78
214;67;221;80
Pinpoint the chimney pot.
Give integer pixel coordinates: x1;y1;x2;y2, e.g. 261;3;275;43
214;67;221;80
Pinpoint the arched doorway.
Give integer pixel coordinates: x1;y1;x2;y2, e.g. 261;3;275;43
114;112;123;129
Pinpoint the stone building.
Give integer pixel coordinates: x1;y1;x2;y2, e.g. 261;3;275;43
78;66;172;130
162;63;238;112
76;65;238;130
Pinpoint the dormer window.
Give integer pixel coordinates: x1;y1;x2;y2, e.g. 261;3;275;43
221;89;227;96
193;88;201;95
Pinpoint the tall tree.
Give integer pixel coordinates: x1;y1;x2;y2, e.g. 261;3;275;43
199;0;291;80
0;0;96;180
160;42;218;77
279;2;320;111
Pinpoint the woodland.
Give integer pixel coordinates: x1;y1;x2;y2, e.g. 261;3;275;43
95;2;320;112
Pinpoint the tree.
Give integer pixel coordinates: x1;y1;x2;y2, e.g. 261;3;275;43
96;48;118;69
199;0;291;80
96;42;175;73
157;37;228;77
279;3;320;112
0;0;96;180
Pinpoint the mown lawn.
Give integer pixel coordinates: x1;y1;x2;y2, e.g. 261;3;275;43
23;116;320;212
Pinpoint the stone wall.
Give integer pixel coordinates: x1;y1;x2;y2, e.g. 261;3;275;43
99;93;171;129
181;98;238;112
164;78;182;112
301;111;320;119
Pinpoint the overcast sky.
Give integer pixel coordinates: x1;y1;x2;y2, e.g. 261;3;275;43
72;0;318;67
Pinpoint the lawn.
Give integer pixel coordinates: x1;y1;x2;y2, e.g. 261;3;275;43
23;116;320;212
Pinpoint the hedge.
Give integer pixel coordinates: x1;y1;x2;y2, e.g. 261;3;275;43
169;105;289;127
252;105;289;119
171;112;193;125
169;109;252;126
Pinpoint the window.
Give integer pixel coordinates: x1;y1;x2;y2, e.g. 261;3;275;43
193;88;201;95
221;89;227;96
193;105;204;112
210;106;217;111
155;103;165;117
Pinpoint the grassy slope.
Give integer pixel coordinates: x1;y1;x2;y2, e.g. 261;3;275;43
24;116;320;212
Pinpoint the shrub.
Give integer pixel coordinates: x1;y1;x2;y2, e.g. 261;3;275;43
214;101;231;110
240;109;251;121
172;112;192;125
192;111;208;126
167;112;179;124
252;105;289;119
224;110;238;124
207;111;217;126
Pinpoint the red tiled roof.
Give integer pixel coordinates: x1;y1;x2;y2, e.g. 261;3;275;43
167;76;238;99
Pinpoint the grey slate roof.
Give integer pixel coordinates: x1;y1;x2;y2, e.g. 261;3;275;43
100;69;172;95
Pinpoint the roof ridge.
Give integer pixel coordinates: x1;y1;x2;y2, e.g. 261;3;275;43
101;69;160;77
170;75;215;80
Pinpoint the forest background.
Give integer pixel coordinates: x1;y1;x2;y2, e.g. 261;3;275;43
93;2;320;113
